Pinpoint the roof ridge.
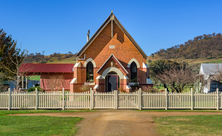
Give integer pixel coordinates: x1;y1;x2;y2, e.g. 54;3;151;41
77;13;147;59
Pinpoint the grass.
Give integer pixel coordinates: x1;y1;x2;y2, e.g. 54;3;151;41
153;84;192;92
47;56;76;63
203;60;222;63
140;109;222;112
153;85;165;91
28;75;40;81
154;115;222;136
0;109;91;116
0;116;82;136
0;110;89;136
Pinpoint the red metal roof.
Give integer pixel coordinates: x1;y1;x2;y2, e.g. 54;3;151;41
19;63;74;74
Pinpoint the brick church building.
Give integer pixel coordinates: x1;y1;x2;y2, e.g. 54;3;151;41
20;12;153;92
70;12;152;92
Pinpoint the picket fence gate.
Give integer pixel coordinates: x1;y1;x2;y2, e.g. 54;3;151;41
0;88;222;110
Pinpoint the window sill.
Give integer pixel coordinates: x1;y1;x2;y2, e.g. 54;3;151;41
84;82;95;86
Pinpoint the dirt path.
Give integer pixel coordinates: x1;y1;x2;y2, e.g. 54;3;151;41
11;110;222;136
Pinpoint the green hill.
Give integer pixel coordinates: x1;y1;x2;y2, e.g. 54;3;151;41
148;33;222;64
24;53;76;64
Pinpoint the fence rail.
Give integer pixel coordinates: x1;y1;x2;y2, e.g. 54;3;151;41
0;88;222;110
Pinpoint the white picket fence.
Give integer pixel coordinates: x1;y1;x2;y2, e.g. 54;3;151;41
0;88;222;110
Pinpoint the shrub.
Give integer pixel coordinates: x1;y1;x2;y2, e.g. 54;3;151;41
118;88;126;93
80;85;90;92
130;84;140;91
28;86;44;92
142;86;158;93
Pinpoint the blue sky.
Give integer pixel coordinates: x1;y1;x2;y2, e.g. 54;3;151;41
0;0;221;56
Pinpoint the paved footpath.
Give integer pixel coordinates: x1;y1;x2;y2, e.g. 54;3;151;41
12;110;222;136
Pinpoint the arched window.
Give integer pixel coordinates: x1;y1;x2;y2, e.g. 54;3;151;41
86;62;94;82
130;62;137;82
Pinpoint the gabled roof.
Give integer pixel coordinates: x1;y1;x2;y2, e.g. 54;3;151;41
77;13;147;59
19;63;74;74
200;63;222;75
97;54;128;75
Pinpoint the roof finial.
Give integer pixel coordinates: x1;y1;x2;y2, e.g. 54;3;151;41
87;30;90;42
111;10;113;14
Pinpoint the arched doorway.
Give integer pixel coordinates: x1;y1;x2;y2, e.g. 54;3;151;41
105;72;120;92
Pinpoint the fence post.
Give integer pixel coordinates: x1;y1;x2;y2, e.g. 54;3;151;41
114;90;118;109
191;88;193;110
165;88;168;110
138;88;142;110
62;88;65;110
217;88;219;110
90;88;94;110
35;88;38;110
8;88;11;110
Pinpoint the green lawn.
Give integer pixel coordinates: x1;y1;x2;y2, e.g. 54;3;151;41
203;60;222;63
0;110;87;136
154;115;222;136
0;109;91;116
153;85;165;91
28;75;40;81
140;109;222;112
0;116;82;136
47;56;76;63
153;84;193;92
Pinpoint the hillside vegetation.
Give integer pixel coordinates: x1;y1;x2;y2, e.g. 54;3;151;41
24;52;76;63
148;33;222;61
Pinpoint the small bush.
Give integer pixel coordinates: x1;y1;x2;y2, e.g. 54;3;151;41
80;85;90;92
28;86;44;92
130;84;140;91
142;86;158;93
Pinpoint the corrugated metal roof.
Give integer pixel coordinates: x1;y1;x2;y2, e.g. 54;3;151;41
19;63;74;73
200;63;222;75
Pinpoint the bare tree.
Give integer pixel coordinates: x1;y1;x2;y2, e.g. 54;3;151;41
156;68;195;93
0;49;28;90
